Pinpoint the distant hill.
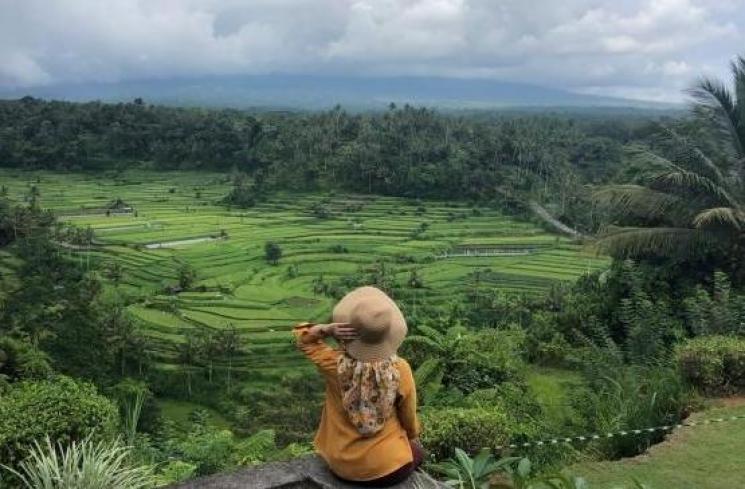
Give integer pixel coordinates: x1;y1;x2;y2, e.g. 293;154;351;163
0;74;679;111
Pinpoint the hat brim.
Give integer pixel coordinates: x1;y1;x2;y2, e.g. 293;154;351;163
332;286;407;361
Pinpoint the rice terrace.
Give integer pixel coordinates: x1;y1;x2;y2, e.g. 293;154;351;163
0;169;607;379
5;6;745;486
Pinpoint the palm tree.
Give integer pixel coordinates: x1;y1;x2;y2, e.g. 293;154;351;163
103;305;139;376
689;55;745;180
178;337;198;398
404;322;468;403
594;55;745;277
217;324;241;393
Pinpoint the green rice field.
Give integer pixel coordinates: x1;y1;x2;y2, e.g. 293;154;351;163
0;169;608;379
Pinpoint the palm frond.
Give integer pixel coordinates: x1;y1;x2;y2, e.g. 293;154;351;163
592;185;682;221
661;128;726;184
688;76;744;160
595;226;714;259
692;207;745;230
624;145;686;174
647;170;737;207
404;334;443;353
733;55;745;162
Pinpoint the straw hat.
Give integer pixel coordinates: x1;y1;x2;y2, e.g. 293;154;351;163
332;286;407;361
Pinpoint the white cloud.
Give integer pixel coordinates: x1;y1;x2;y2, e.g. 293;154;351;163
0;0;743;102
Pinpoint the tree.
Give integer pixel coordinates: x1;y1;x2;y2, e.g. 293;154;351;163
217;324;241;393
102;304;143;376
264;241;282;265
178;262;197;290
594;56;745;281
178;337;198;398
195;330;221;384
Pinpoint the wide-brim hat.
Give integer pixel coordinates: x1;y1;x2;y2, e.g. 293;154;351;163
332;286;407;361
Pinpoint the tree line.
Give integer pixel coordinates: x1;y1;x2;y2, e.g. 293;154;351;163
0;97;672;230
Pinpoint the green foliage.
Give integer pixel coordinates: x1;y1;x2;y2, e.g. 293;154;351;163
2;436;154;489
432;448;517;489
434;451;602;489
177;263;197;290
175;429;234;476
446;328;527;394
234;430;277;465
155;460;197;486
0;376;119;468
682;272;745;336
572;364;692;459
676;335;745;395
171;427;282;476
109;379;151;446
264;241;282;265
234;371;323;445
0;336;52;385
407;322;527;400
420;407;510;460
594;56;745;281
524;313;572;366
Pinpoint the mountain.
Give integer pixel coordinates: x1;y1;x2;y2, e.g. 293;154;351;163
0;74;678;111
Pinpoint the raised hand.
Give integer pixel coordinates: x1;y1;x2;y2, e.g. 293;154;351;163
327;323;359;342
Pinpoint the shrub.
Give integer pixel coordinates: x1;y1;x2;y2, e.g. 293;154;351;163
176;429;234;476
328;244;348;253
155;460;197;486
420;407;510;461
445;328;526;394
421;403;567;468
264;241;282;265
676;335;745;395
0;337;52;384
2;436;154;489
0;376;119;468
573;363;692;459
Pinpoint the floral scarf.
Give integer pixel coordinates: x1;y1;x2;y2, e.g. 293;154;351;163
337;353;401;437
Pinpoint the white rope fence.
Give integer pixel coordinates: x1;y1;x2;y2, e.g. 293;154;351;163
495;413;745;451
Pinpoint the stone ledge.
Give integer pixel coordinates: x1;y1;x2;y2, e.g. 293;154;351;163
170;455;448;489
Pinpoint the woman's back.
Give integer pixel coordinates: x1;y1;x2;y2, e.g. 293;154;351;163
294;322;421;482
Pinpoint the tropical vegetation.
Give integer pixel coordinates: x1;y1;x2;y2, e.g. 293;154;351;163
1;54;745;488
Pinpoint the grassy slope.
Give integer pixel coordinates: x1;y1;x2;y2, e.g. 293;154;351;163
571;400;745;489
526;367;585;429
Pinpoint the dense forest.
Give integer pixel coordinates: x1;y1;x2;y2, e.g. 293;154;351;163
1;55;745;488
0;96;675;231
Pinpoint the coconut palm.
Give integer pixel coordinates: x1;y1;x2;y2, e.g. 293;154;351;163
594;55;745;273
689;55;745;179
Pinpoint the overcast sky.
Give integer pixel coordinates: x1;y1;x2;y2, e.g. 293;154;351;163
1;0;743;102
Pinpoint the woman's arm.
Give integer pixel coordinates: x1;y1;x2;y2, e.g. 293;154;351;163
293;322;357;374
396;360;421;440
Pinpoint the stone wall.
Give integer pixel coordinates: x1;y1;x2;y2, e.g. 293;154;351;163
171;455;447;489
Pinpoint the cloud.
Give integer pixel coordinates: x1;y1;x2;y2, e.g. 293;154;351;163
0;0;742;101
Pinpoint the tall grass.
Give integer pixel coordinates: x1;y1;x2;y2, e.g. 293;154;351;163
575;361;694;459
2;436;154;489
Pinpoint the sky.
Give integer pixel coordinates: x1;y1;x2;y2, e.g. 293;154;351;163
0;0;743;102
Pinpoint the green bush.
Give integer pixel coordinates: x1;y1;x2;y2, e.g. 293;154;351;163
0;376;119;467
420;407;510;461
176;429;234;476
676;335;745;395
0;337;52;385
445;328;526;394
421;402;568;469
573;364;692;459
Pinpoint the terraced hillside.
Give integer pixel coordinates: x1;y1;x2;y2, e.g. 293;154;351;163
0;169;608;379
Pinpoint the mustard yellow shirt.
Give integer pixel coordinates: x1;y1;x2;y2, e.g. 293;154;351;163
294;323;421;481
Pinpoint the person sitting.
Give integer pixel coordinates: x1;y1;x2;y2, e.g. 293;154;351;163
293;286;423;487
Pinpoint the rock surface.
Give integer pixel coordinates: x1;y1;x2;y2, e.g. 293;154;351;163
171;455;448;489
